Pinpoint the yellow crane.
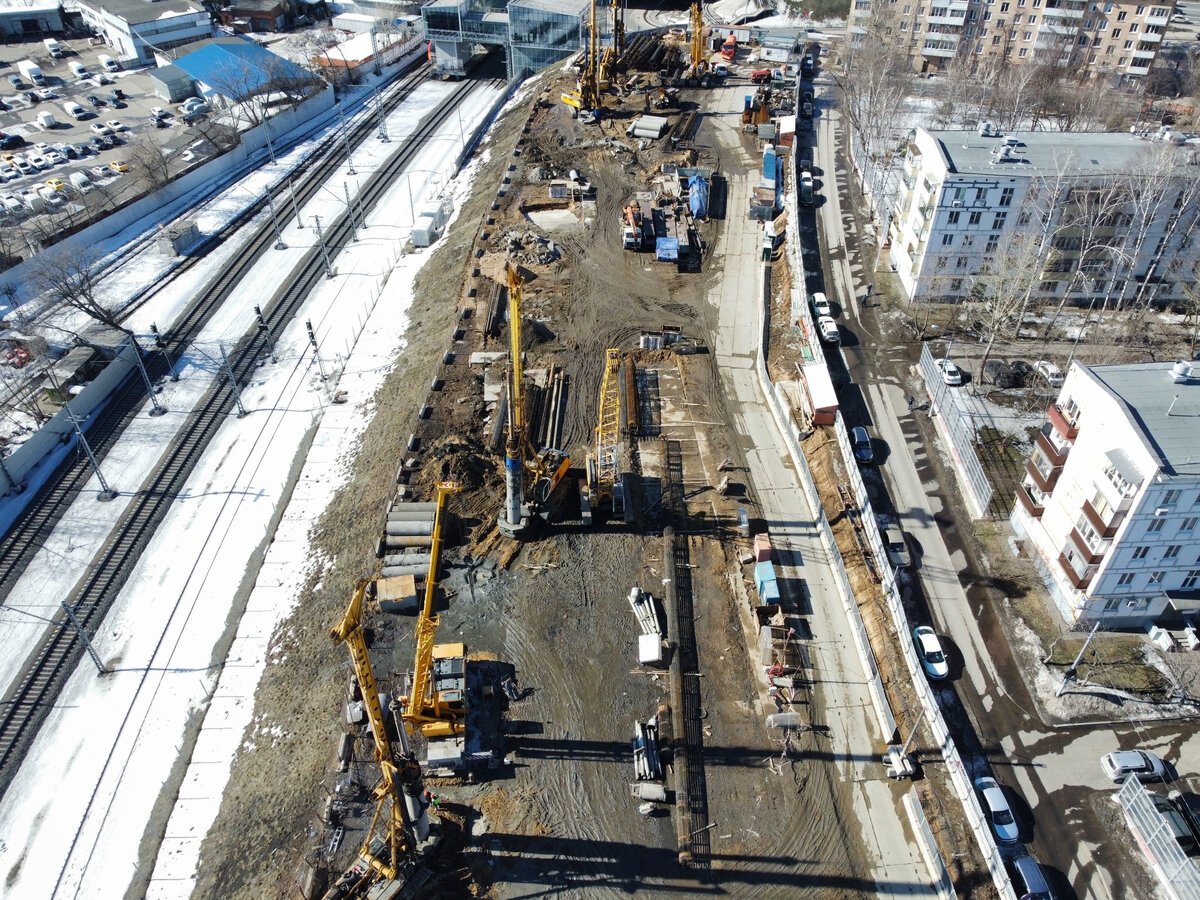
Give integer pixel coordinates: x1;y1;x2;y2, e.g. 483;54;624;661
402;481;466;737
562;0;600;115
500;265;570;537
330;579;421;889
586;348;623;514
689;1;708;78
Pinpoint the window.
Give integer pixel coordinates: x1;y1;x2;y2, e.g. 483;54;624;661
992;212;1008;229
1163;489;1182;505
936;256;949;268
1023;32;1032;41
1147;519;1165;534
985;235;1000;252
1181;517;1198;532
975;188;987;201
957;256;969;268
1028;13;1036;21
1165;545;1182;559
969;210;982;225
948;210;961;224
1118;572;1136;586
942;233;955;245
1000;187;1015;206
1148;570;1166;584
1112;27;1121;36
1013;12;1021;21
1129;22;1138;30
1001;1;1010;8
1124;39;1133;48
962;234;974;246
1117;9;1126;18
1184;570;1200;589
950;278;963;291
1104;597;1122;611
1133;546;1150;559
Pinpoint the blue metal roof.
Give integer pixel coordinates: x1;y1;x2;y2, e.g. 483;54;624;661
174;41;311;100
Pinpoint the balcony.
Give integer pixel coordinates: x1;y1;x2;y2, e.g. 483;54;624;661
1047;403;1079;440
1141;31;1164;42
1127;64;1151;75
1067;526;1106;565
1058;551;1094;589
1081;497;1124;539
1145;12;1169;25
1015;483;1045;518
1035;426;1069;467
1132;49;1156;60
1026;456;1061;493
927;14;966;26
922;44;959;57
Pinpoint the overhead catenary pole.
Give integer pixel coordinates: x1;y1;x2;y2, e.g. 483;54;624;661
266;193;287;250
61;602;108;675
131;340;167;416
150;323;177;382
306;320;328;383
313;214;335;278
68;406;117;500
337;102;356;175
254;305;278;364
219;343;248;418
344;182;359;240
374;83;389;143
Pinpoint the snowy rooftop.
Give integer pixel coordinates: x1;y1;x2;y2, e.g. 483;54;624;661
1083;361;1200;477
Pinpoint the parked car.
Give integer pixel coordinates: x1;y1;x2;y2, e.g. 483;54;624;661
0;134;26;150
0;165;16;181
151;115;168;129
1009;359;1033;387
1149;793;1199;855
72;143;92;157
975;777;1019;843
1100;749;1166;782
851;425;874;464
35;88;57;101
800;171;814;206
26;152;52;170
150;106;167;119
982;359;1016;388
1008;856;1053;900
816;315;839;344
936;357;963;386
89;165;111;181
44;149;65;165
88;135;107;151
1035;360;1065;388
809;291;832;318
912;626;949;679
883;530;912;568
12;156;36;176
0;194;25;216
106;119;128;132
110;87;126;101
90;122;113;136
44;176;66;191
86;94;104;108
7;75;22;90
108;159;128;174
54;143;77;160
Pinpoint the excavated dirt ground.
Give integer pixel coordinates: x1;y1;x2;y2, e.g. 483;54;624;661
192;63;879;900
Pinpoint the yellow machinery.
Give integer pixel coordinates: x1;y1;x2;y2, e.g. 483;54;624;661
688;1;708;78
500;265;570;537
586;348;623;514
330;580;421;888
598;0;625;87
563;0;600;113
402;481;466;737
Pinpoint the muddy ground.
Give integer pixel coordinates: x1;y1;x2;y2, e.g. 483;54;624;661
190;64;879;900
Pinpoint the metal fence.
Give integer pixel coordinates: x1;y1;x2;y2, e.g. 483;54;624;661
918;343;995;519
1115;778;1200;900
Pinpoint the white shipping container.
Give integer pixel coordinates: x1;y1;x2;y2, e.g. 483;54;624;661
411;214;439;247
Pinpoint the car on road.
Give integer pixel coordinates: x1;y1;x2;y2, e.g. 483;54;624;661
800;171;814;206
982;359;1016;388
883;530;912;568
108;159;128;174
936;357;963;386
1100;749;1167;782
1009;855;1053;900
975;777;1019;843
1035;360;1064;388
816;315;839;344
912;626;949;679
809;291;831;318
106;119;129;132
851;425;874;464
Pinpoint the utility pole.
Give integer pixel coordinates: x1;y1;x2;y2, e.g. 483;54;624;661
313;215;334;278
68;406;117;500
337;102;356;175
370;27;382;77
266;193;287;250
374;82;389;143
306;320;328;383
254;305;278;364
219;344;248;418
61;602;108;675
131;341;168;417
150;323;177;381
344;182;359;240
1057;620;1102;697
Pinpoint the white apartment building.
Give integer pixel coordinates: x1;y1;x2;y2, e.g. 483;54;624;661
888;127;1200;305
848;0;1170;80
74;0;214;66
1011;360;1200;627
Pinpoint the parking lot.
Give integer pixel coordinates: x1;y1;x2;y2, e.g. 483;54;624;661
0;37;202;223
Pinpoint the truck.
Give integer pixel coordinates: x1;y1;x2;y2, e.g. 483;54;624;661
62;100;86;119
720;34;737;61
18;61;45;87
35;111;57;129
43;38;63;58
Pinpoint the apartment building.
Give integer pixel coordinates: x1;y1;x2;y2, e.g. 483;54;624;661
1011;360;1200;628
887;127;1200;304
847;0;1170;80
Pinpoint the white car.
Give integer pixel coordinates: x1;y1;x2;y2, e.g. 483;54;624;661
36;184;64;207
816;315;839;344
975;777;1019;843
0;165;17;181
1035;360;1064;388
13;157;36;176
44;149;66;165
1100;749;1167;783
26;152;52;170
912;626;949;679
90;123;114;136
150;106;167;119
89;165;112;181
105;119;129;132
1;194;25;215
936;357;963;386
809;291;832;317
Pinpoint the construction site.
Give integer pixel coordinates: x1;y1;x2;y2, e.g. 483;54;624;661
185;11;956;900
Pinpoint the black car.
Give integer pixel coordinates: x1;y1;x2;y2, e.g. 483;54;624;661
982;359;1016;388
1008;360;1033;387
110;87;125;100
86;94;104;108
54;143;78;159
0;134;25;150
107;91;126;108
151;115;168;129
73;143;93;157
88;135;107;150
20;90;37;106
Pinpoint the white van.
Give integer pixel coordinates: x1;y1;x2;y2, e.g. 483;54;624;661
35;111;57;129
98;54;119;73
70;62;88;79
62;101;86;119
44;38;63;58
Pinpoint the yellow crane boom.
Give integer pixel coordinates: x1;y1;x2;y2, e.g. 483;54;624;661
402;481;465;736
587;348;623;512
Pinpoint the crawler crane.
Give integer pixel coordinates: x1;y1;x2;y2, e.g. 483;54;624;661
585;348;624;517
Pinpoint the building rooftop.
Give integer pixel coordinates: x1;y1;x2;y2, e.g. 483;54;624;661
1084;361;1200;477
75;0;207;26
926;130;1189;178
510;0;588;14
175;39;314;98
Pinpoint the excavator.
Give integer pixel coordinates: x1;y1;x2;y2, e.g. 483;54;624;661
499;264;570;537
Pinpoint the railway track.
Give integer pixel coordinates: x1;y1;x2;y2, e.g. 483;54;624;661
0;75;493;797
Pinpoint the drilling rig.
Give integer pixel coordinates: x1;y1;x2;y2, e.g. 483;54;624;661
499;265;571;538
685;0;710;84
562;0;600;119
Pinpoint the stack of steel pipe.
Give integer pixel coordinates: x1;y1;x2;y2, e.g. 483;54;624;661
382;501;436;550
632;718;663;781
628;586;661;636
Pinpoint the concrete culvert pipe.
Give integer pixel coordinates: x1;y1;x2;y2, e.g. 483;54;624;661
385;520;434;537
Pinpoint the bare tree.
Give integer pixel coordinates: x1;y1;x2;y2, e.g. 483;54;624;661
968;227;1047;371
27;244;130;336
833;2;913;162
126;135;172;190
